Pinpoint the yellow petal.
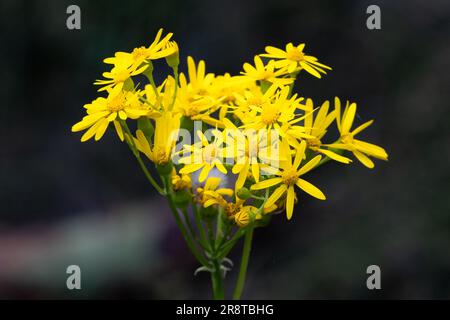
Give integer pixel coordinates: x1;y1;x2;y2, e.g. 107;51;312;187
204;199;218;208
313;100;330;129
136;130;152;156
286;186;295;220
215;161;228;175
80;119;103;142
199;164;211;182
251;161;260;183
251;178;283;190
334;97;342;132
118;110;127;120
300;61;321;78
264;184;287;208
353;139;388;160
298;155;322;176
71;111;110;132
180;163;204;174
318;148;351;164
94;118;109;141
341;102;356;134
296;178;326;200
113;121;124;141
235;162;250;191
217;188;234;197
351;120;373;136
353;150;374;169
293;140;307;170
205;177;221;190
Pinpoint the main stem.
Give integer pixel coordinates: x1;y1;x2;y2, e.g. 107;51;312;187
211;259;225;300
232;227;254;300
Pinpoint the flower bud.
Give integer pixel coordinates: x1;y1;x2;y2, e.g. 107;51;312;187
173;189;191;208
234;207;251;227
237;187;251;200
165;41;179;69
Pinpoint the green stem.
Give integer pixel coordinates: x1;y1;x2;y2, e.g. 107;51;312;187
217;228;245;260
181;207;196;241
147;73;160;99
193;203;211;252
164;178;210;267
287;70;300;97
232;227;254;300
170;66;179;111
211;259;225;300
121;120;166;195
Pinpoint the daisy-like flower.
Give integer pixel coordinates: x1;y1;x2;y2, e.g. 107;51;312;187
71;86;149;142
171;168;192;191
223;118;279;190
239;56;294;87
176;57;221;126
261;43;332;78
94;64;148;92
132;77;181;165
239;85;298;130
179;130;227;182
251;140;326;220
133;111;181;165
295;98;352;163
329;97;388;169
103;28;174;69
196;177;233;208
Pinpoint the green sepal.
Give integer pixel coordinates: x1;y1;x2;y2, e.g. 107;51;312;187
137;117;154;143
157;161;173;177
173;189;192;208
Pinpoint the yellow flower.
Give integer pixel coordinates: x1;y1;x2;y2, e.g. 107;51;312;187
176;57;223;126
164;41;180;68
239;56;294;87
172;169;192;191
179;130;227;182
297;98;352;163
330;97;388;168
71;86;149;142
133;111;181;165
251;140;326;220
94;64;148;92
234;206;257;227
103;28;174;69
196;177;233;208
260;43;332;78
223;119;278;191
239;84;302;131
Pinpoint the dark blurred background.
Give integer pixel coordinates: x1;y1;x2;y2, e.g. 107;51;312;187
0;0;449;299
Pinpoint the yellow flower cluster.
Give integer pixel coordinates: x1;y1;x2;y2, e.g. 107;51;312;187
72;28;388;226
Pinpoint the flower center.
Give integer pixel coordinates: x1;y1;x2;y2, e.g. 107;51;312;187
341;133;354;145
107;94;126;112
260;70;274;80
203;144;218;163
132;47;149;61
282;169;299;186
286;48;305;62
307;137;321;150
155;147;169;165
261;105;280;125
